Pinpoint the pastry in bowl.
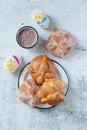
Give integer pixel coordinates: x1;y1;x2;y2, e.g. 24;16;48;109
28;55;57;85
45;28;75;58
17;79;41;106
38;78;66;106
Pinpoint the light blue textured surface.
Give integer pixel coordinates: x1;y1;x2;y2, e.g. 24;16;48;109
0;0;87;130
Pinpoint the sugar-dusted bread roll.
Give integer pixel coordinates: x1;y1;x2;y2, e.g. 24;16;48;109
45;28;75;58
28;55;57;85
17;79;41;106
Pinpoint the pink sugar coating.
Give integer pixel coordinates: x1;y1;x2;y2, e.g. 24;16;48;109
45;28;75;58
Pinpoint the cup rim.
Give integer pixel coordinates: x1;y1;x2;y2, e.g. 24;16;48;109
16;26;39;49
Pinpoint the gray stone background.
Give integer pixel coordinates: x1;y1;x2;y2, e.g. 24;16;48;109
0;0;87;130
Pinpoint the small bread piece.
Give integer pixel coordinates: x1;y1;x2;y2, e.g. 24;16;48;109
28;55;57;85
5;55;22;72
17;79;41;106
31;11;50;29
38;78;66;106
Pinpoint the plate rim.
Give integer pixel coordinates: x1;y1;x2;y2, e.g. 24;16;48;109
18;60;69;109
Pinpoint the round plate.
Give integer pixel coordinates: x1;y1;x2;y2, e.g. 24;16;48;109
18;60;69;109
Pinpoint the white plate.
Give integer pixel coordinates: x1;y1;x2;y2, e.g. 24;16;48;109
18;60;69;109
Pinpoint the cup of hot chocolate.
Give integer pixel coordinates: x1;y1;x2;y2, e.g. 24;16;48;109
16;26;39;49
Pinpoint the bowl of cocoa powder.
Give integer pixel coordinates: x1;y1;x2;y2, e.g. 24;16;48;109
16;26;39;49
